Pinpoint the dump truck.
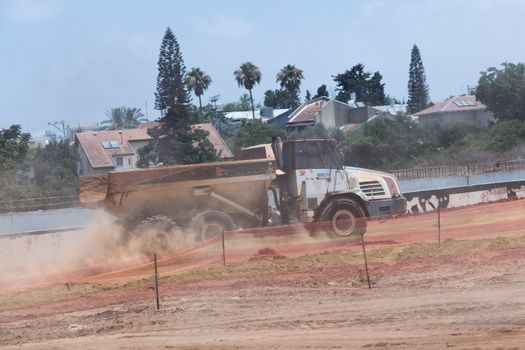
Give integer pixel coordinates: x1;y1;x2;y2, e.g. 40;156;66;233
80;138;406;252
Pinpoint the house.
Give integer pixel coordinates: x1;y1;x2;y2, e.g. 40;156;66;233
286;97;359;131
340;103;408;133
286;96;405;133
416;95;495;127
76;123;233;176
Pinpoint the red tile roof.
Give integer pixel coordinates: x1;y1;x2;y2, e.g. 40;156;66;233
287;97;330;125
416;95;487;116
77;123;232;169
193;123;233;159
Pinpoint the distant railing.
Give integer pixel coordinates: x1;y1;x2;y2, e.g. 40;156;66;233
0;196;80;214
392;159;525;181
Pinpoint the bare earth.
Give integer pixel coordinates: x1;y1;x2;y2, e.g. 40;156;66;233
1;200;525;349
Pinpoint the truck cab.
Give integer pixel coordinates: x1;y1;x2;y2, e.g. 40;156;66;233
241;138;406;237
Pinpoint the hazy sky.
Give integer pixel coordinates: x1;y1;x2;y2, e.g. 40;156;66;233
1;0;524;133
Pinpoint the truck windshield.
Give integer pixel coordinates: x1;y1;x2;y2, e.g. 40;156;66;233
287;141;342;170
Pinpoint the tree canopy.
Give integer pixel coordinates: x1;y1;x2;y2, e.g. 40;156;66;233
476;62;525;121
264;89;294;109
0;124;30;171
222;94;252;112
0;125;35;200
313;84;329;98
333;64;386;105
101;107;147;130
186;67;212;109
234;121;285;150
33;141;78;196
234;62;262;120
407;45;430;114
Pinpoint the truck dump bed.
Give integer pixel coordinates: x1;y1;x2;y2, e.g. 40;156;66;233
79;159;276;222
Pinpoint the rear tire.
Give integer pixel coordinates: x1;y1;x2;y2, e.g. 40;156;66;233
318;198;367;238
190;210;236;242
133;215;181;255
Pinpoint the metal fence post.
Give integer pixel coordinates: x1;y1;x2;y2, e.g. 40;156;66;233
361;234;372;289
437;206;441;248
154;253;160;311
221;229;226;267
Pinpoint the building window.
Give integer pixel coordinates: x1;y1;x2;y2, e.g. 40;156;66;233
115;157;123;167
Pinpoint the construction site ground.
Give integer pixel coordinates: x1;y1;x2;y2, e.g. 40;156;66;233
1;199;525;349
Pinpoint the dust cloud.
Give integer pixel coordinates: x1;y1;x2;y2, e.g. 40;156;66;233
0;211;145;290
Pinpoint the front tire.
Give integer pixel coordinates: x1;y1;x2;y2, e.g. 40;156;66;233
318;198;367;238
190;210;236;242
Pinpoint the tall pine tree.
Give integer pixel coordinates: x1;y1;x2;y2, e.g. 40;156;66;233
407;45;430;114
138;28;218;167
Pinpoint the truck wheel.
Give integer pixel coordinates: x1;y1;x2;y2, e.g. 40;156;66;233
191;210;236;242
319;198;367;238
133;215;180;255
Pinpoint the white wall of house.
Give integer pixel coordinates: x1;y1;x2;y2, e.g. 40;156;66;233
77;147;113;176
419;110;494;127
129;140;149;168
315;101;352;129
77;146;111;176
317;101;335;128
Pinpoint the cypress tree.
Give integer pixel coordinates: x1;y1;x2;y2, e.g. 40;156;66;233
407;45;430;114
138;28;217;167
155;27;191;130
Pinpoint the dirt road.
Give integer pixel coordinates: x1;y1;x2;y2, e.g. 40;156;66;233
1;200;525;349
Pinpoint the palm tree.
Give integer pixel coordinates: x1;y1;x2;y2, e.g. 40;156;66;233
102;107;147;130
234;62;262;120
186;67;212;109
276;64;304;108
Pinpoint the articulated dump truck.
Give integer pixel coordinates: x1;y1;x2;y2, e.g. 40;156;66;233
79;138;406;252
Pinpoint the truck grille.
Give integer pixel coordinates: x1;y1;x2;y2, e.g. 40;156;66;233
359;181;385;197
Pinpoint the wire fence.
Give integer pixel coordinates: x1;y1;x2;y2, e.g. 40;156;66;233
391;159;525;180
0;196;80;214
1;198;525;314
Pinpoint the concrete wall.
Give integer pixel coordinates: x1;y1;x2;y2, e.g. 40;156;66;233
399;169;525;193
400;169;525;213
404;185;525;214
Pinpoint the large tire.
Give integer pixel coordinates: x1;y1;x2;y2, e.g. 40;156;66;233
318;198;367;238
190;210;236;242
133;215;181;255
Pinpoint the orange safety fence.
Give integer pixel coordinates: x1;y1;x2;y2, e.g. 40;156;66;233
1;198;525;310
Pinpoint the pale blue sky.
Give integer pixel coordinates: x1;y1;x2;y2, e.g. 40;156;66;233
1;0;524;133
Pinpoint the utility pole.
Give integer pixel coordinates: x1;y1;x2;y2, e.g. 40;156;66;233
48;120;67;140
209;95;220;130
